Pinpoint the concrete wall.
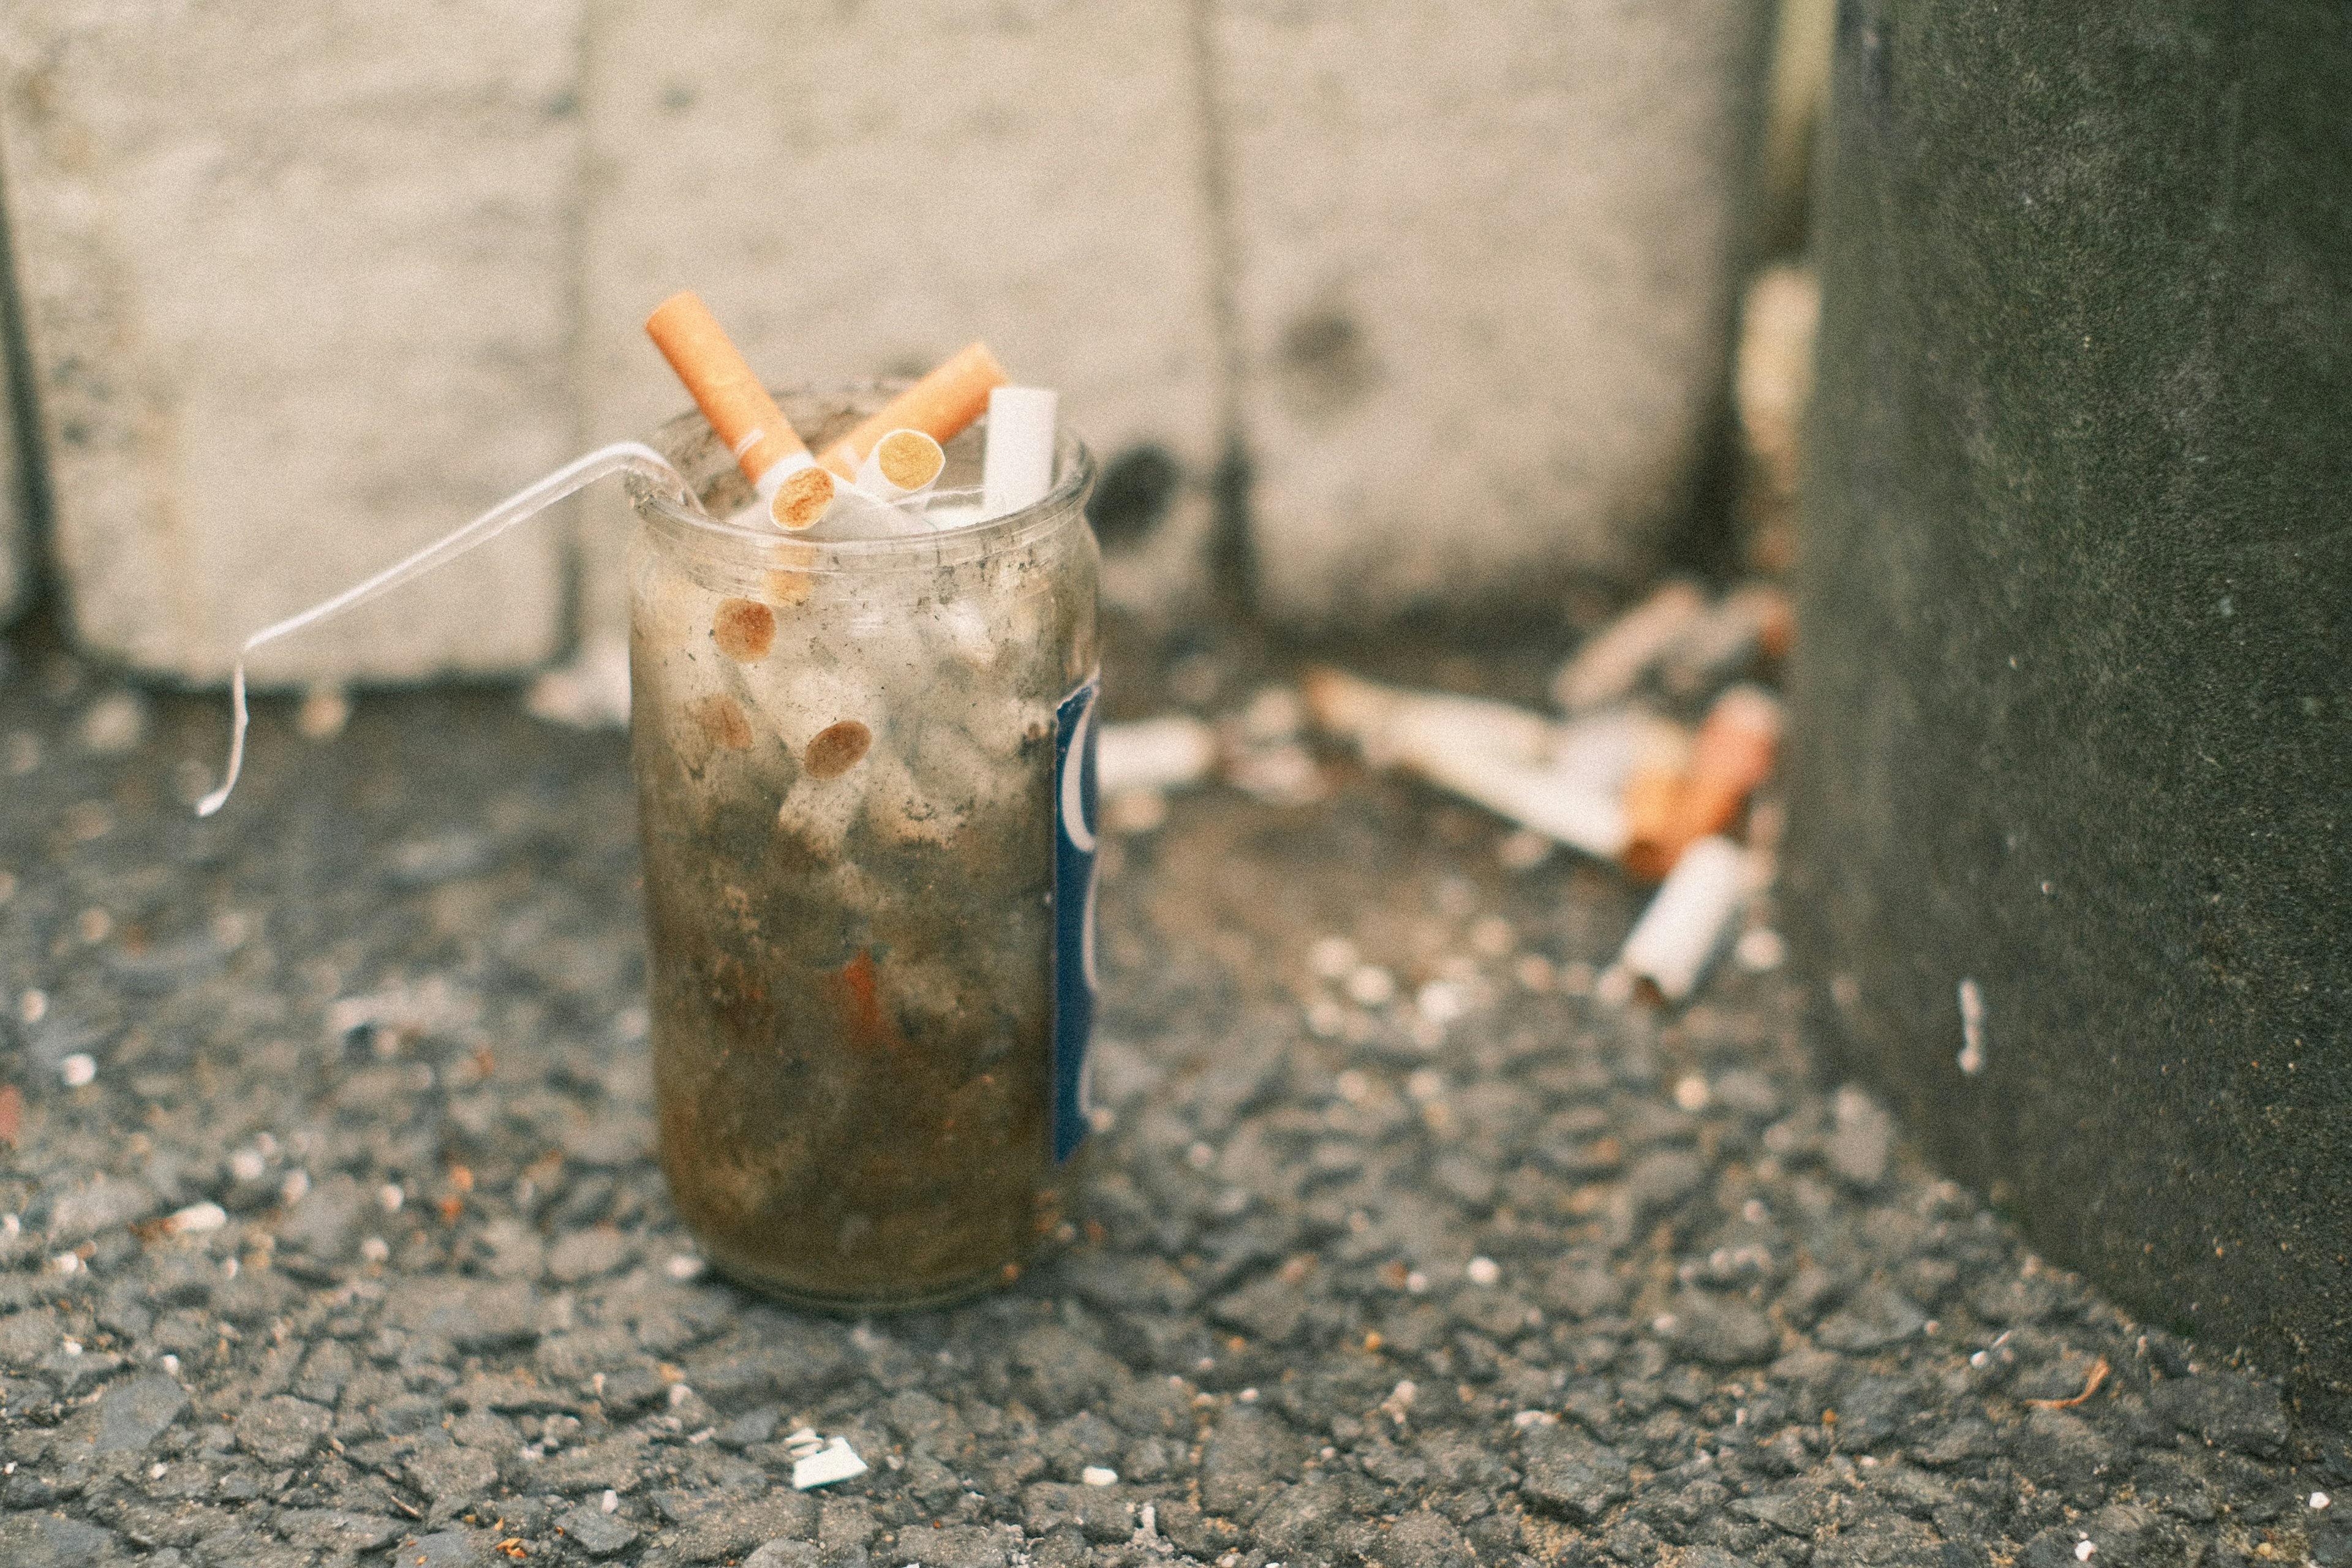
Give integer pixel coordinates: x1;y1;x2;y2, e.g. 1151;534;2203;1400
0;1;1771;684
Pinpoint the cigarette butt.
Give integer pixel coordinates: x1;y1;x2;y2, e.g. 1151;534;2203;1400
644;293;813;494
1302;666;1554;769
1614;835;1747;1004
982;385;1059;518
768;462;838;532
1660;582;1793;698
1619;766;1689;882
854;428;946;502
818;342;1008;480
1098;715;1217;796
1553;578;1709;713
1668;684;1782;847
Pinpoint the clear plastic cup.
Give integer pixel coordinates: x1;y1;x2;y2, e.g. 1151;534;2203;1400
625;385;1099;1310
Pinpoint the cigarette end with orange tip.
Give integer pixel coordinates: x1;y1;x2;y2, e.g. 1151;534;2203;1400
645;292;835;532
1622;684;1783;881
817;342;1008;480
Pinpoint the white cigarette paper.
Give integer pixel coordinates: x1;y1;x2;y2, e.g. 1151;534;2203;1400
1305;668;1683;861
982;386;1058;518
1614;835;1748;1002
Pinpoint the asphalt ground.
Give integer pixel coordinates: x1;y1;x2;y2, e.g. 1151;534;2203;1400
1;620;2345;1568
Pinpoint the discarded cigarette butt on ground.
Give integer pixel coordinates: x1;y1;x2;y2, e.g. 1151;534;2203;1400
852;428;946;504
818;341;1008;480
1302;667;1554;771
1306;666;1705;864
1613;834;1749;1003
982;385;1059;518
1553;578;1709;713
1098;715;1217;796
1660;581;1794;697
1669;683;1783;847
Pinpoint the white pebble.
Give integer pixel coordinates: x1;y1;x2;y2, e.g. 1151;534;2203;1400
1406;1069;1446;1102
1466;1257;1501;1287
18;988;47;1024
601;1490;619;1514
280;1170;309;1205
168;1201;228;1235
1404;1271;1428;1295
1081;1466;1119;1487
61;1337;82;1355
1496;829;1553;872
666;1253;706;1281
79;690;147;755
1415;981;1468;1025
1307;935;1359;980
1735;927;1787;972
160;1354;179;1373
59;1054;97;1088
1673;1075;1712;1112
1468;916;1515;957
229;1148;266;1181
668;1383;694;1408
1344;965;1395;1007
50;1251;81;1274
2075;1541;2095;1562
360;1237;390;1263
378;1184;404;1213
2315;1491;2333;1510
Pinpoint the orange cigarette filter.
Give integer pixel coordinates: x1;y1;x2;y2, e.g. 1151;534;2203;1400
1666;685;1783;854
644;292;811;486
1619;767;1689;883
818;342;1008;480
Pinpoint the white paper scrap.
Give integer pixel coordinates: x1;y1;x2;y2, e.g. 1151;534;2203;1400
792;1435;869;1490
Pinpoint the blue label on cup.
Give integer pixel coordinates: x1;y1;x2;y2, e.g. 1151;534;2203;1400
1051;673;1101;1163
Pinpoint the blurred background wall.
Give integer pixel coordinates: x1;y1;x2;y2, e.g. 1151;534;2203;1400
0;0;1826;688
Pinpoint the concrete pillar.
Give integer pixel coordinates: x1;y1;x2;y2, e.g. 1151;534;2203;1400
0;3;582;685
1788;1;2352;1404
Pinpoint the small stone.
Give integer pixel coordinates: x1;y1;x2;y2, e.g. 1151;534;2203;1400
234;1395;333;1464
1518;1425;1631;1522
546;1227;633;1283
93;1373;188;1453
1827;1085;1894;1189
166;1202;228;1235
1081;1466;1119;1487
745;1541;824;1568
58;1054;96;1088
1465;1256;1501;1287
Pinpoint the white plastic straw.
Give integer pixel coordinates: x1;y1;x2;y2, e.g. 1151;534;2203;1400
982;386;1057;518
196;441;694;818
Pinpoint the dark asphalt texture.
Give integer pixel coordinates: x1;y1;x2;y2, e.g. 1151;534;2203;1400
0;625;2346;1568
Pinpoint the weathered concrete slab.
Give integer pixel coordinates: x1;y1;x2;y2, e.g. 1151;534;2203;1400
1789;0;2352;1410
1210;0;1772;628
575;1;1225;637
0;3;581;685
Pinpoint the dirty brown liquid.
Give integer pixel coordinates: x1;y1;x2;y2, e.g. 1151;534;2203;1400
627;393;1098;1309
